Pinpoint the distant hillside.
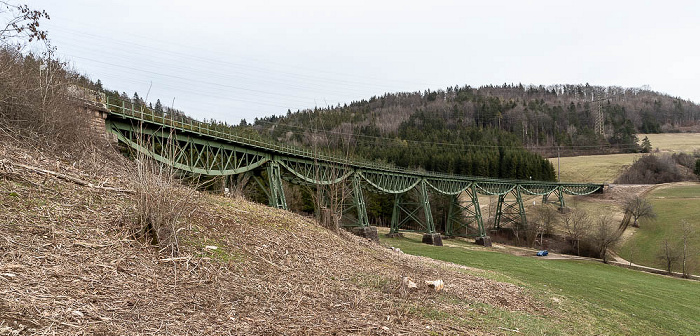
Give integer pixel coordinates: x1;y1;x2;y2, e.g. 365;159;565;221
85;81;700;181
254;84;700;161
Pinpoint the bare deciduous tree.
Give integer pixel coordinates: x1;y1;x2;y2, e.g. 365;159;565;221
623;195;655;228
1;1;49;44
527;205;558;248
589;214;620;263
679;220;695;278
563;209;590;256
658;237;679;274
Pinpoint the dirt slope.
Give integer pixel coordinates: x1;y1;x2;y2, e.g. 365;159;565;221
0;143;542;335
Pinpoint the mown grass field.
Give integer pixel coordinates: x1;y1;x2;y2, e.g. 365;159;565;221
617;183;700;274
382;234;700;335
548;153;640;183
549;133;699;183
641;133;700;153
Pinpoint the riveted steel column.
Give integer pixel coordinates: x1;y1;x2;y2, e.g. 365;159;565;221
495;194;505;230
446;195;458;236
267;160;287;210
390;193;401;234
419;179;435;233
515;186;526;227
556;186;566;209
471;184;486;238
352;173;369;227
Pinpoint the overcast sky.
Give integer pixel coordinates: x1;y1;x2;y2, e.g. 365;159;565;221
22;0;700;124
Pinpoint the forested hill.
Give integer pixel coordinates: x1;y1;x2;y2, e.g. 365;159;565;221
244;84;699;180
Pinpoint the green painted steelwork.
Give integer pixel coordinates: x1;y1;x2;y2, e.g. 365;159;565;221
542;186;566;208
351;173;369;228
446;184;485;237
388;179;436;234
267;160;287;210
95;96;604;237
494;186;527;231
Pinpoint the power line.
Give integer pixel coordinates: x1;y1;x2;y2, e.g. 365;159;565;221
250;119;643;151
46;24;433;91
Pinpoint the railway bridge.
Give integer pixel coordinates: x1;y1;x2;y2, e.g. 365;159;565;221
80;92;604;246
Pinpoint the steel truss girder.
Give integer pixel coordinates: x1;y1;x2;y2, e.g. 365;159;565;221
561;185;601;195
267;160;288;210
359;171;420;194
425;178;472;195
494;186;526;230
103;109;605;236
345;173;369;228
107;120;269;175
446;185;485;237
475;182;516;195
542;186;566;208
389;179;435;234
104;105;603;199
278;158;353;185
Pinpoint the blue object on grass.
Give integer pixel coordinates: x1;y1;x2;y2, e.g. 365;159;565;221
536;250;549;256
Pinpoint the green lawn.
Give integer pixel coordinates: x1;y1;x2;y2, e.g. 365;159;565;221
383;234;700;335
617;184;700;274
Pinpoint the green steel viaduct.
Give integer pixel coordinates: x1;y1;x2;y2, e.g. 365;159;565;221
84;93;604;246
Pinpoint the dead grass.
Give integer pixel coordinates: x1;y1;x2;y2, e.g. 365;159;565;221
0;142;544;335
640;133;700;153
549;133;700;183
548;153;641;183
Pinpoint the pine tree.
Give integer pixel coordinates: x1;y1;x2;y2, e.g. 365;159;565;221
154;99;163;114
640;136;652;153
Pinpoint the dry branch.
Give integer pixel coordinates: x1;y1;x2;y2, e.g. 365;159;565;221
8;161;133;193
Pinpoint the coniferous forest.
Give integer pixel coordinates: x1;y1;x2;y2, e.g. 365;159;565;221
248;84;700;181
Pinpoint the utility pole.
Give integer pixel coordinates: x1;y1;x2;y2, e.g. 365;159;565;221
596;99;604;135
557;146;561;182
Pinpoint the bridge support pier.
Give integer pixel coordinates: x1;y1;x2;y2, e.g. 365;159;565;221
422;233;443;246
494;186;526;231
352;173;370;227
267;161;288;210
542;186;566;211
445;185;487;239
475;236;492;247
389;180;440;245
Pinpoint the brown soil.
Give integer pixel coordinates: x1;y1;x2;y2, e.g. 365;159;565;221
0;142;545;335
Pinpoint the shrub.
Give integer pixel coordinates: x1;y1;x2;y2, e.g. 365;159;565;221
615;154;685;184
129;134;197;256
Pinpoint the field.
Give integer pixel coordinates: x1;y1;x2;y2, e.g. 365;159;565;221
616;183;700;274
641;133;700;153
548;153;640;183
548;133;699;183
382;233;700;335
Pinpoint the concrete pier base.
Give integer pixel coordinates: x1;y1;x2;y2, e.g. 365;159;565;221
350;226;379;243
475;236;492;247
422;233;443;246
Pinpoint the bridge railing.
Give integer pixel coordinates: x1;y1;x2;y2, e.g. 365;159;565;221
101;95;601;187
102;96;446;175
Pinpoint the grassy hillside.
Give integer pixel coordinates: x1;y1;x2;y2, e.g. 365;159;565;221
642;133;700;153
617;183;700;274
384;233;700;335
549;153;640;183
549;133;699;183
